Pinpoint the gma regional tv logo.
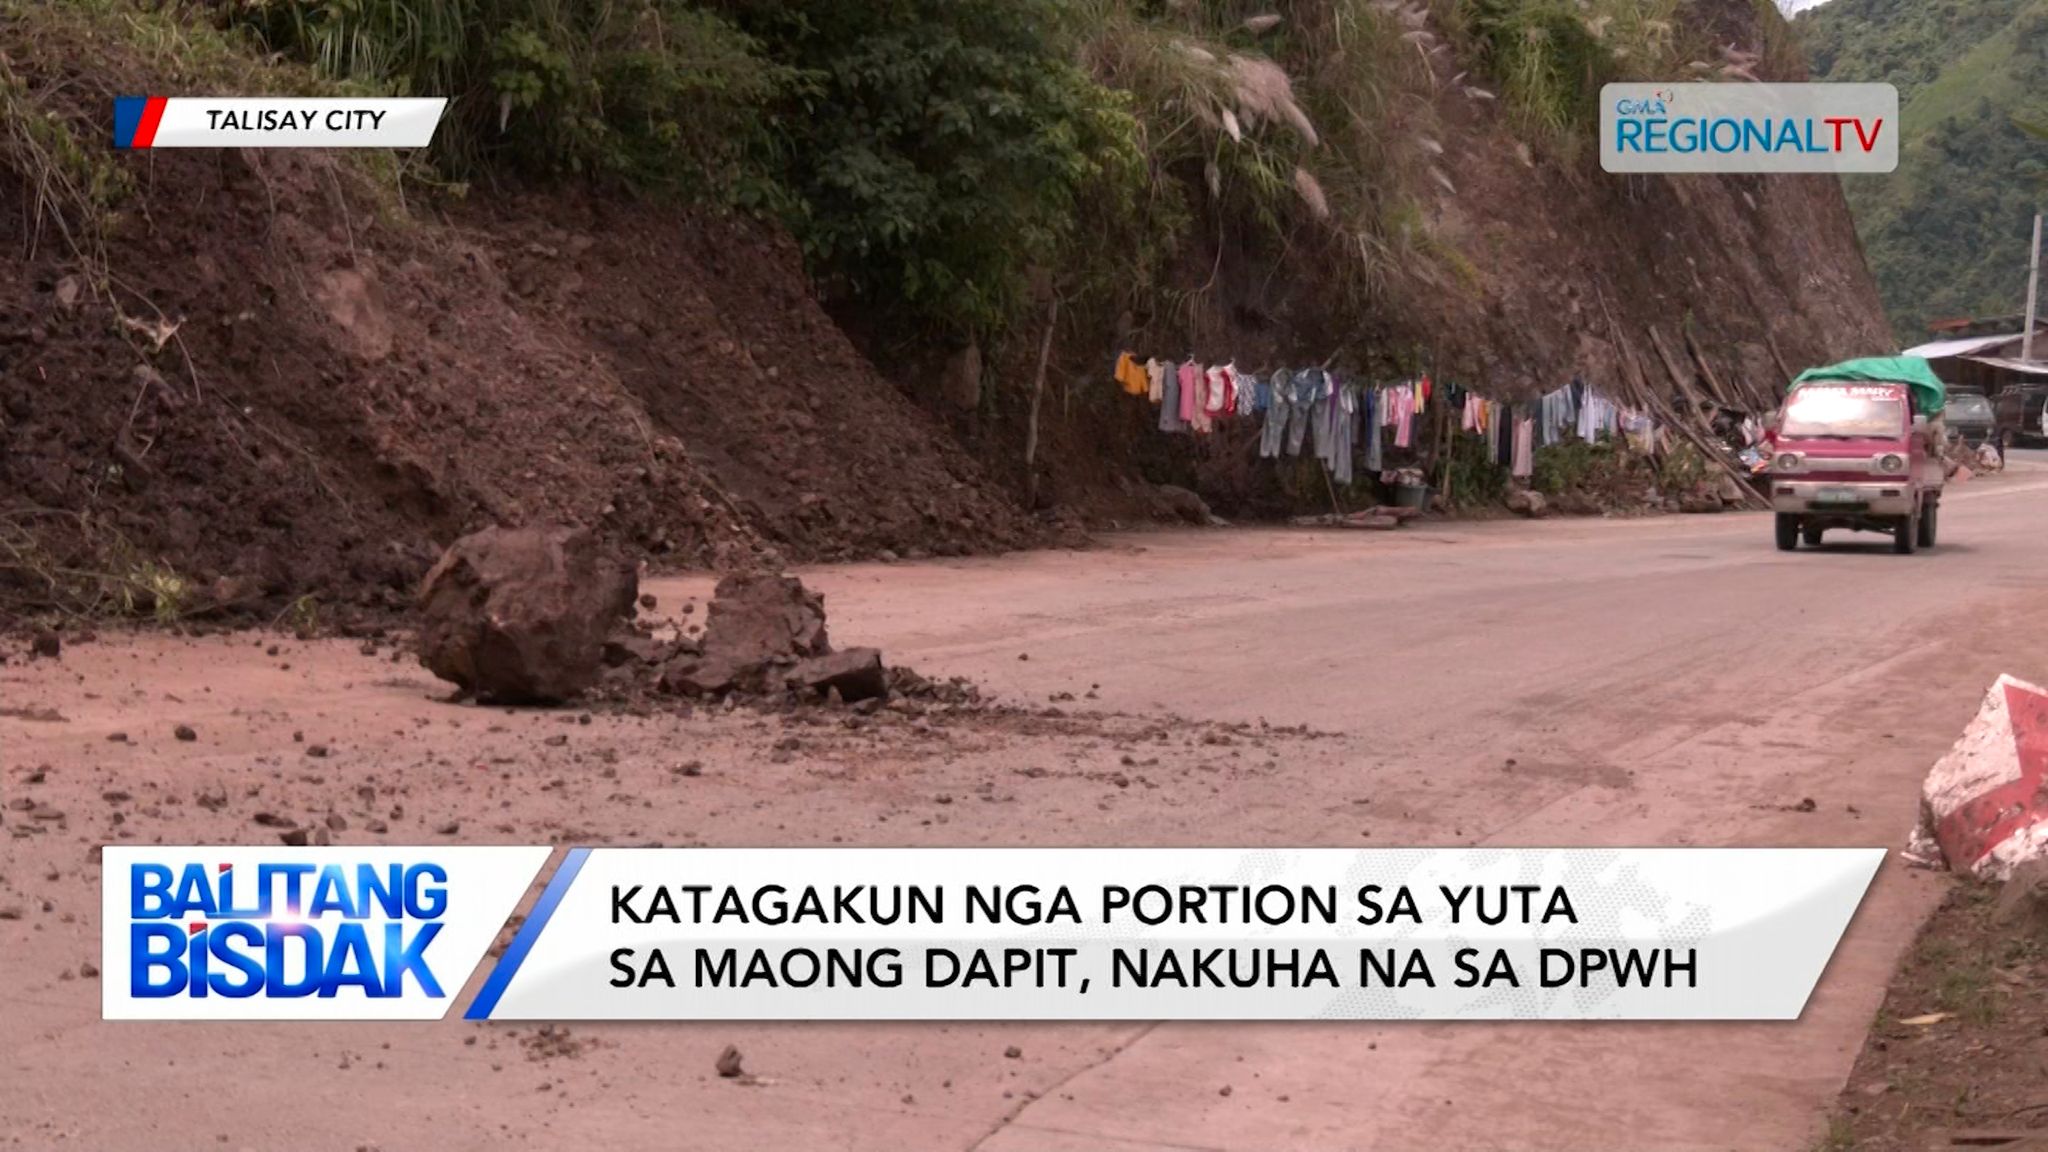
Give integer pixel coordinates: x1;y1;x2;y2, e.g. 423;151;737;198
1601;82;1898;174
102;846;547;1020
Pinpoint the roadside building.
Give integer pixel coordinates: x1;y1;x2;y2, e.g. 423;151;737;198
1906;321;2048;441
1903;325;2048;395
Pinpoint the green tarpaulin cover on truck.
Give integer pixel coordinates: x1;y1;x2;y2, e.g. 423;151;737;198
1790;357;1946;414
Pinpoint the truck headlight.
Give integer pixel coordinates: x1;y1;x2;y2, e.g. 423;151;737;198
1876;453;1906;473
1773;452;1802;472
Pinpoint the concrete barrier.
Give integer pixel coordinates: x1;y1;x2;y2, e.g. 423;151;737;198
1921;674;2048;879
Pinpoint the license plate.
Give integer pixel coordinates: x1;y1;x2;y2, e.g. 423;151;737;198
1813;487;1860;505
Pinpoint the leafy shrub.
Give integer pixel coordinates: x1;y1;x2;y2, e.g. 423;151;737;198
1532;435;1658;500
235;0;787;189
1445;431;1508;505
727;0;1145;336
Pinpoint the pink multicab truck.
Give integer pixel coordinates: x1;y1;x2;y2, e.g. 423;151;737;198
1766;358;1946;555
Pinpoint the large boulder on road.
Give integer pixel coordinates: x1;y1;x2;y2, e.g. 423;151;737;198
416;525;636;703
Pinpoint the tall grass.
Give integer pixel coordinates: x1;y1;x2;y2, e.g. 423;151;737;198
1075;0;1465;307
1448;0;1679;156
233;0;786;188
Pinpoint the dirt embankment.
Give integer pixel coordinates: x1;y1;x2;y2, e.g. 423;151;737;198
0;35;1038;624
0;0;1890;619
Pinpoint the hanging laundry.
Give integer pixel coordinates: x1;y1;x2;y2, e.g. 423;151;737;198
1187;363;1215;434
1145;358;1165;404
1261;369;1292;458
1158;363;1185;433
1329;382;1360;484
1389;382;1414;449
1287;368;1325;456
1114;352;1147;396
1177;360;1200;426
1204;364;1231;415
1512;418;1534;478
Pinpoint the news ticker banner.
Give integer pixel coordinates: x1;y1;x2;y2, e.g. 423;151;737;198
113;97;446;149
102;846;1882;1022
1601;82;1898;173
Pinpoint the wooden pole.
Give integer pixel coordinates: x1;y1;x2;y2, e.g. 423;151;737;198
1648;324;1712;424
1684;328;1748;411
1764;332;1795;399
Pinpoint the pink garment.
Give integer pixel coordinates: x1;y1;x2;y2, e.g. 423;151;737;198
1177;362;1200;424
1512;418;1534;477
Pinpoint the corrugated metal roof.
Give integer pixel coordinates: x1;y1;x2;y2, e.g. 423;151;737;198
1902;333;2029;359
1960;355;2048;376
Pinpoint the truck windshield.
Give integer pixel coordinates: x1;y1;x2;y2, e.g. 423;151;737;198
1780;389;1905;439
1947;395;1992;419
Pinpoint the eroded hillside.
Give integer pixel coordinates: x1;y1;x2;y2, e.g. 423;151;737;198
0;0;1890;620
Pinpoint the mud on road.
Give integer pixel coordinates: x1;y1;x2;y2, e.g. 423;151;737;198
8;462;2048;1150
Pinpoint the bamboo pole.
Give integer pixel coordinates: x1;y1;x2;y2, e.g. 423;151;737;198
1764;332;1795;400
1022;296;1059;507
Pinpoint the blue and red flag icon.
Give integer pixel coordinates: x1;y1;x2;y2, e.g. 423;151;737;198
113;96;169;149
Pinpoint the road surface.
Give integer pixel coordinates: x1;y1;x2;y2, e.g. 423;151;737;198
6;458;2048;1151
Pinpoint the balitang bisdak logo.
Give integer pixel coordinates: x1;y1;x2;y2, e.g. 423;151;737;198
1600;82;1898;174
102;846;548;1020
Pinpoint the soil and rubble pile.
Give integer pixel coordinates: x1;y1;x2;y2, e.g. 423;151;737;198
415;534;897;707
657;572;884;701
0;22;1035;624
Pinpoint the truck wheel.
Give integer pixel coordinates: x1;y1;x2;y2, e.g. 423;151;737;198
1802;524;1824;547
1894;512;1918;554
1916;504;1938;548
1775;514;1800;552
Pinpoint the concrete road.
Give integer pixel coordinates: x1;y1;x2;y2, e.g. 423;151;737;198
6;457;2048;1151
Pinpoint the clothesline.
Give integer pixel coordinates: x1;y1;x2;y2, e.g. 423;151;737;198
1112;352;1663;482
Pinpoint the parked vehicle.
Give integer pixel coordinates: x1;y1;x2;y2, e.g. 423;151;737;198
1993;384;2048;446
1945;390;1997;446
1768;359;1945;554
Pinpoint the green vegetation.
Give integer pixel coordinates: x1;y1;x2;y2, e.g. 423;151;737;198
1445;0;1682;155
4;0;1711;345
727;0;1142;335
237;0;788;189
1445;431;1510;506
1798;0;2048;340
230;0;1142;335
0;0;390;257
